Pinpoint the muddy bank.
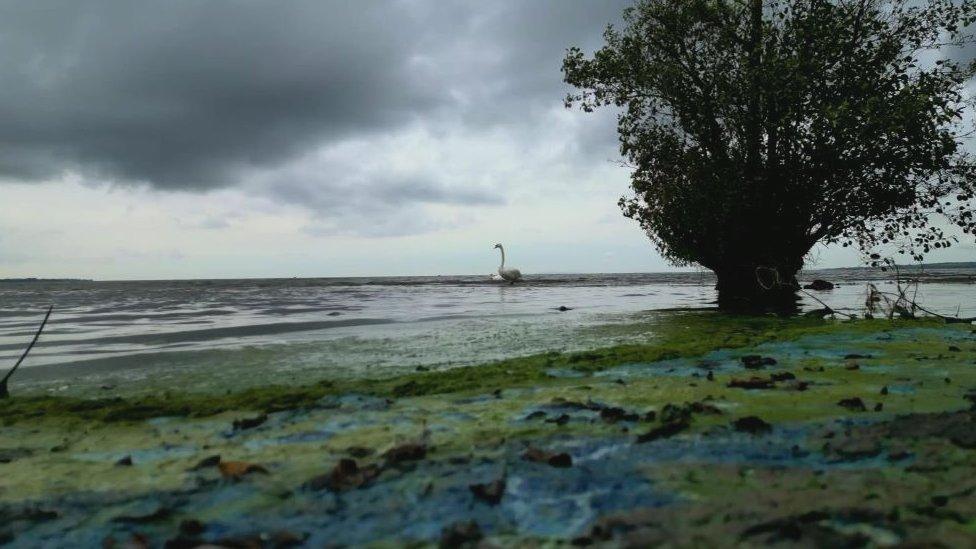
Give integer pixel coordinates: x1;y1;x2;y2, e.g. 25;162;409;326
1;313;975;546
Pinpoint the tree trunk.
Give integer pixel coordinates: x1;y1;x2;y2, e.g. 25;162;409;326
713;262;801;314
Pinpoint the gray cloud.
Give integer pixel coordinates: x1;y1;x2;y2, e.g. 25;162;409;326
0;0;629;234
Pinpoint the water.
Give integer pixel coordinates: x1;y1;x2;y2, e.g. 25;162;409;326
1;269;974;393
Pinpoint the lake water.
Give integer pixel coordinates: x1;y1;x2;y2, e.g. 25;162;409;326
1;268;974;394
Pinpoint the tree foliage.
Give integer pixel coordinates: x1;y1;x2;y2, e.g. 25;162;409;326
563;0;976;291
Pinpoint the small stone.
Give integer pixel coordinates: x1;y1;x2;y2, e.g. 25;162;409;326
880;385;889;396
803;279;834;291
115;455;133;467
557;306;573;312
949;346;961;352
706;371;714;381
874;403;883;412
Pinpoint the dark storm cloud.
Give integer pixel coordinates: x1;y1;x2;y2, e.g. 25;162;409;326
0;0;628;198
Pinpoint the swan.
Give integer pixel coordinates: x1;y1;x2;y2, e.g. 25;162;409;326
493;243;523;284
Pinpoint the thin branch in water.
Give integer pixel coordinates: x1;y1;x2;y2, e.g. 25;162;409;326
0;305;54;399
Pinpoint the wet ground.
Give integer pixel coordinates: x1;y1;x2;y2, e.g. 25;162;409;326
1;314;976;547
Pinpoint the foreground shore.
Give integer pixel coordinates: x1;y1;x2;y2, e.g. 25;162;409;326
2;312;975;547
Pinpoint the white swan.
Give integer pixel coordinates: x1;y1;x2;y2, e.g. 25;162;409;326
493;243;523;284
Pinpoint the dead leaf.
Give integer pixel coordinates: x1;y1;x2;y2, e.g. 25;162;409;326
218;460;269;480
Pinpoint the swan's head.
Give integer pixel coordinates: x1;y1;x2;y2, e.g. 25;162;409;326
493;243;502;249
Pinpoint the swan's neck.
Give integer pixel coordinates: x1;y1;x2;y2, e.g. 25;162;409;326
497;246;506;270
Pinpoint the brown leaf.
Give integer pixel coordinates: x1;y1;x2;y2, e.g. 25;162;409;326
218;460;269;480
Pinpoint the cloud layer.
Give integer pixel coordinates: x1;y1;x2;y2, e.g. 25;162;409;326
0;0;629;234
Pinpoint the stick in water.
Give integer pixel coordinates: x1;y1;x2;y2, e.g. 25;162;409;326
0;305;54;399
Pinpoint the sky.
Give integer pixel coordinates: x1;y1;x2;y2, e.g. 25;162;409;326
0;0;973;280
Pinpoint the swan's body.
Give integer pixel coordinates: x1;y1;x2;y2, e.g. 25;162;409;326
493;243;522;284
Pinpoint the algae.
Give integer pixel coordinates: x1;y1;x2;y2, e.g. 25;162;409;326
1;312;975;546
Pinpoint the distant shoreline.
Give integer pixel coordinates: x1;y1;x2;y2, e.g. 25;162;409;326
2;262;974;284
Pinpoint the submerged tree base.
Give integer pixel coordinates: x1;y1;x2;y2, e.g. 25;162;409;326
714;266;802;314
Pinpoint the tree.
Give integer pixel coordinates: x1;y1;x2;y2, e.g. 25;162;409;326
563;0;976;310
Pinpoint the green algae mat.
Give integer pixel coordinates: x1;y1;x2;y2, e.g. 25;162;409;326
2;312;976;547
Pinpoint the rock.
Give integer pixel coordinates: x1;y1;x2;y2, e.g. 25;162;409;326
469;478;506;505
706;370;714;381
232;414;268;431
440;520;482;548
733;416;772;435
803;279;834;291
770;371;796;381
874;403;883;412
557;306;573;312
522;447;572;468
115;455;133;467
837;397;868;412
844;353;872;359
880;385;889;396
741;355;777;369
949;345;961;352
636;420;689;443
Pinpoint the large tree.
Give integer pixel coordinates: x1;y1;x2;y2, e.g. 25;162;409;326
563;0;976;310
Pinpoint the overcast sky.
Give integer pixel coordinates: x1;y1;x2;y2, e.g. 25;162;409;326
0;0;973;280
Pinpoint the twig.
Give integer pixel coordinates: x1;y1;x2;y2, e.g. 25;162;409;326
798;288;856;319
0;305;54;399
